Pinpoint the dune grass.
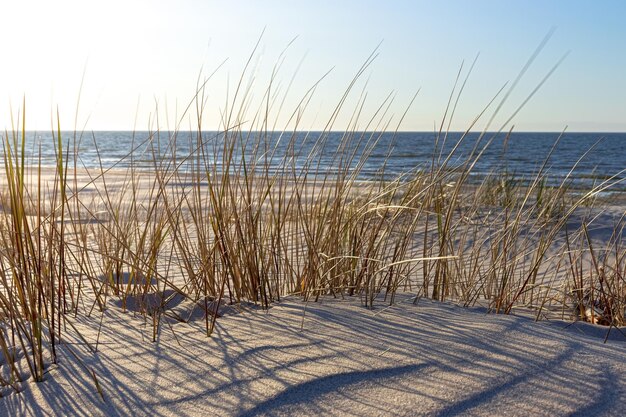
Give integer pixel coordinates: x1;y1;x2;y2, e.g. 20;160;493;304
0;45;625;395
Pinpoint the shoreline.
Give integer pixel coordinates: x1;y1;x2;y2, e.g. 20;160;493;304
1;152;624;415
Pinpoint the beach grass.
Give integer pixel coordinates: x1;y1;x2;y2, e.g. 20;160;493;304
0;46;624;395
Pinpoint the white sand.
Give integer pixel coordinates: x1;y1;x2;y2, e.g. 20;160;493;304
1;294;624;416
1;168;624;415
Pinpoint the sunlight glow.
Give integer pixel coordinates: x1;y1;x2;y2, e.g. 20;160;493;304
1;0;624;132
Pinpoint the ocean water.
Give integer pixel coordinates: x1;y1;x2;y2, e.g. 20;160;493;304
4;130;626;191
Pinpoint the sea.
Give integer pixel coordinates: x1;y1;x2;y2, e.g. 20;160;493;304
4;131;626;193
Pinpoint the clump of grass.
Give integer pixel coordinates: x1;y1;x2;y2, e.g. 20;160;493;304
565;215;625;328
0;108;69;389
1;39;625;395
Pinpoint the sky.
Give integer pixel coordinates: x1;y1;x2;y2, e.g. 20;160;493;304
0;0;625;132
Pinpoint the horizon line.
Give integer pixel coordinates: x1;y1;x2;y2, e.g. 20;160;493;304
10;129;626;135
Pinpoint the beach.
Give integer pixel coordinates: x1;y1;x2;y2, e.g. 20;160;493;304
3;1;626;414
1;294;624;416
0;139;624;416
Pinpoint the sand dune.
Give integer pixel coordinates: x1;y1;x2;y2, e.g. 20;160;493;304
1;294;623;416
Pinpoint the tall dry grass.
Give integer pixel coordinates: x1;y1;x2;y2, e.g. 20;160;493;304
0;42;624;393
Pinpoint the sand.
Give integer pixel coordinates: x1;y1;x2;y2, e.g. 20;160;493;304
0;293;624;416
1;167;625;416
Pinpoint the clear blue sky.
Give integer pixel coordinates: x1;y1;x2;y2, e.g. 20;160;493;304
1;0;624;132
